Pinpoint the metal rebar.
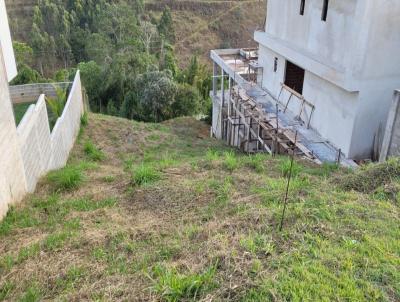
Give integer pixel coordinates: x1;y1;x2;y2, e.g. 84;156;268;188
279;131;298;232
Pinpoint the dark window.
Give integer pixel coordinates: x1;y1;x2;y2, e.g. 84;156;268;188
274;57;278;72
284;61;305;95
322;0;329;21
300;0;305;15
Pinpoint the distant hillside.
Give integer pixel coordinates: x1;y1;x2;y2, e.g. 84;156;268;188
5;0;266;66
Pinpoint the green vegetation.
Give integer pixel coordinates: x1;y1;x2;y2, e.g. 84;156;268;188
13;102;35;125
83;141;105;162
47;164;85;191
0;115;399;301
12;0;211;123
150;264;217;301
131;164;161;186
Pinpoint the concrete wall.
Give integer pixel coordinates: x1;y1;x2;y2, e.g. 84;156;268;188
0;0;16;81
256;0;400;159
0;44;26;218
265;0;358;70
258;45;359;156
10;82;71;104
16;72;84;192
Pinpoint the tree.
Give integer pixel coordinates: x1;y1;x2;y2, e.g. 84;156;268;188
140;20;157;54
78;61;103;111
173;83;201;117
157;6;175;43
13;42;34;67
121;70;177;122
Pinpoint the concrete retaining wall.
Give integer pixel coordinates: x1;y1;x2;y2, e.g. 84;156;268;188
15;72;84;192
380;90;400;161
0;43;26;218
10;82;71;104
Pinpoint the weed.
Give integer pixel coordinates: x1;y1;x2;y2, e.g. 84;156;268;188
206;149;220;161
84;140;105;161
68;197;117;212
0;281;14;300
279;158;302;177
0;207;39;237
55;266;86;292
240;233;274;256
223;151;240;171
245;153;268;173
103;175;115;183
19;283;41;302
132;164;161;186
150;264;218;301
80;112;88;127
47;165;85;191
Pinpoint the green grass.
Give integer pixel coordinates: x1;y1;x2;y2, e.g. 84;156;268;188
223;151;240;171
83;140;105;161
131;164;161;186
1;115;399;301
67;197;116;212
279;157;303;177
150;264;218;301
47;164;85;191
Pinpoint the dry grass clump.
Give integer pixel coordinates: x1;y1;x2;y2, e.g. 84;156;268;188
339;157;400;193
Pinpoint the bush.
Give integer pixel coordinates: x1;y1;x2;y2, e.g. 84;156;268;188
83;141;105;161
132;164;161;186
47;165;85;191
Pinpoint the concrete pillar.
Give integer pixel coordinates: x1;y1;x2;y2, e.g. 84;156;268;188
380;90;400;162
221;68;225;106
212;62;218;96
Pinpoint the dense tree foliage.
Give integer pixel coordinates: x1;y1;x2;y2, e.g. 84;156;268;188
13;0;211;123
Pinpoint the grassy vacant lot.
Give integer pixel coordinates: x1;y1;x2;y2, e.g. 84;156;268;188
0;114;399;301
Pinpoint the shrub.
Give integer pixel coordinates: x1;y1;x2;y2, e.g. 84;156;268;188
84;141;105;161
132;164;161;186
47;165;84;191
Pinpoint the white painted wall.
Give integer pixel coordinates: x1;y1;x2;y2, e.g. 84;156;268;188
0;0;17;81
265;0;358;71
259;45;359;156
256;0;400;159
0;45;26;218
16;72;84;192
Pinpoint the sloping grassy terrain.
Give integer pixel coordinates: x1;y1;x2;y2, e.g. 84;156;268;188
0;114;399;301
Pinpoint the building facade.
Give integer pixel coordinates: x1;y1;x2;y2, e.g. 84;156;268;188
254;0;400;159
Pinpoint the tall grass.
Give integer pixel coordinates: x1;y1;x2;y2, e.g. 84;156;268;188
132;164;161;186
84;140;105;161
47;165;85;191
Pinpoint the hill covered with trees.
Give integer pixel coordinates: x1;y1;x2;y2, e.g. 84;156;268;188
5;0;266;122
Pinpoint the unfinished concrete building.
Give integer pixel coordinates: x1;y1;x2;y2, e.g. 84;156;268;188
211;0;400;162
